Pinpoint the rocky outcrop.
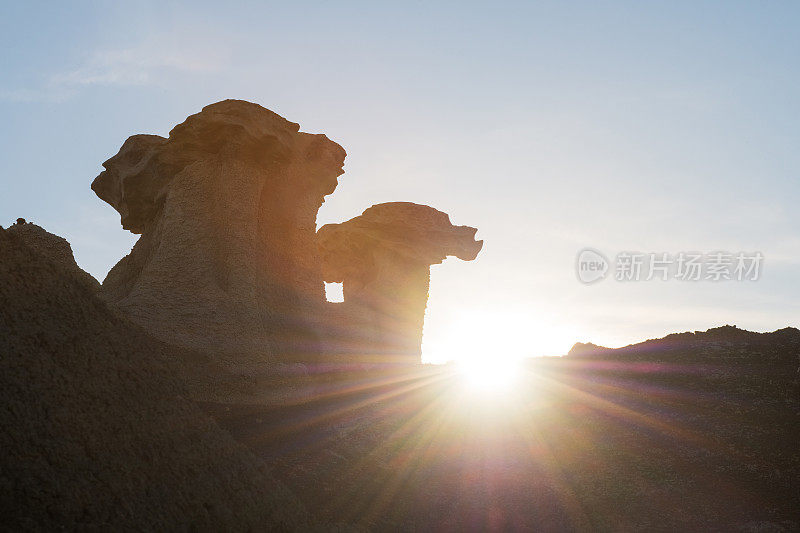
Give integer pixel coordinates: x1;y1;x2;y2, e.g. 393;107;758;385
6;218;99;290
0;225;311;530
92;101;484;366
317;202;483;362
93;100;346;360
568;325;800;362
567;342;612;357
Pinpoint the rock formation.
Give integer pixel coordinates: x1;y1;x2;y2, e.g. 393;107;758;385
567;325;800;362
93;99;346;360
0;225;311;530
93;100;484;366
317;202;483;363
6;218;99;290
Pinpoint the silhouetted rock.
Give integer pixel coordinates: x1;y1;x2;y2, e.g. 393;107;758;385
200;323;799;531
568;325;800;364
93;99;346;360
567;341;611;357
6;219;99;290
544;324;800;530
317;202;483;362
0;225;311;530
92;102;484;368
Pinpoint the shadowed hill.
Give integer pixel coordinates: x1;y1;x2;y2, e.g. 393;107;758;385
568;325;800;363
6;218;100;290
0;224;312;530
203;326;800;531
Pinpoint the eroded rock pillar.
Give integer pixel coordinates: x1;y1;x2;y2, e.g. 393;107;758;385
93;100;346;360
317;202;482;363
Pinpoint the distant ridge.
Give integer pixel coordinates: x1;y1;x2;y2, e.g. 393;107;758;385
568;325;800;362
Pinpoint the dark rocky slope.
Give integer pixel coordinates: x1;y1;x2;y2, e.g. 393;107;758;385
0;225;311;530
203;327;800;531
6;218;100;290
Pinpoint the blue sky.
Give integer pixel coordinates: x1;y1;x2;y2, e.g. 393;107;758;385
2;1;798;362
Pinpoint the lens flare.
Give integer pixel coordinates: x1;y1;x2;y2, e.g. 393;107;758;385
457;356;520;393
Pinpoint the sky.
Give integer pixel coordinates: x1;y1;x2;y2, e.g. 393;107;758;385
1;1;798;363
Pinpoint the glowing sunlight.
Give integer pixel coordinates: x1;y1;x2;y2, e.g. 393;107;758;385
457;356;521;393
423;309;570;392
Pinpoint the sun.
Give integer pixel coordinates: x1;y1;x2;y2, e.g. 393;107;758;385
422;310;533;394
422;307;578;394
423;312;530;395
457;356;520;393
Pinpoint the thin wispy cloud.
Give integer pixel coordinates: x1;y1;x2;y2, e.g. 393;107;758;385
0;87;74;103
1;34;228;102
52;37;225;87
